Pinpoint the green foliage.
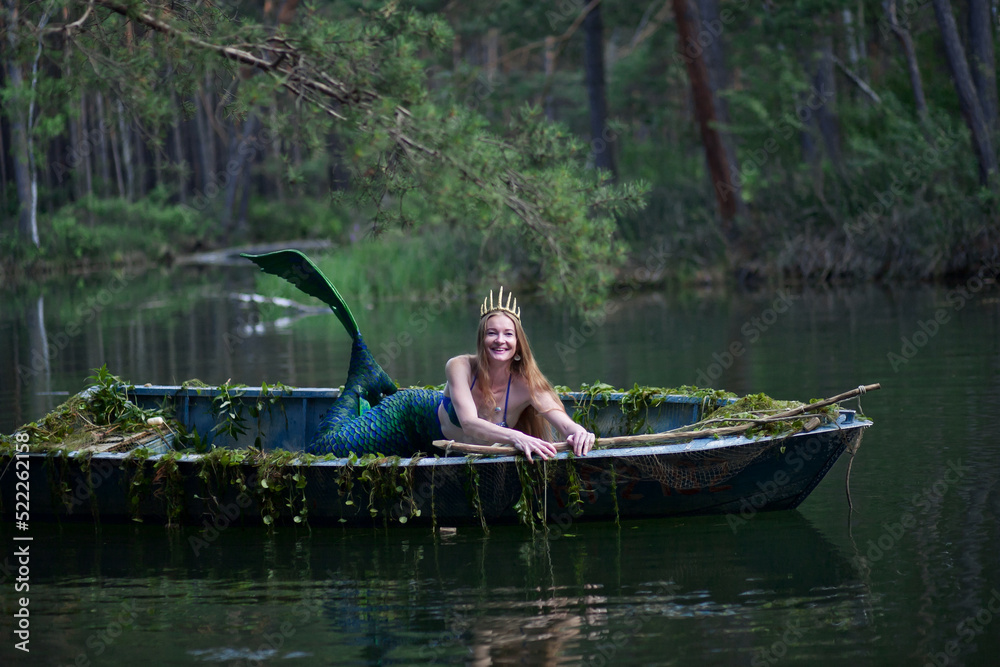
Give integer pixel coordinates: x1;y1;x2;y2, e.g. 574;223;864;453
42;193;200;261
256;229;477;303
463;459;489;533
697;392;841;438
246;196;347;240
566;382;737;436
4;0;999;296
11;365;174;450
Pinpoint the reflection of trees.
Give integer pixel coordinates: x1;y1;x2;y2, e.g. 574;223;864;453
25;294;51;421
909;451;1000;663
18;504;875;664
467;606;586;666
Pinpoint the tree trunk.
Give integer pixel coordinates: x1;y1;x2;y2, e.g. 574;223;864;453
109;113;126;198
584;0;617;180
236;163;252;233
486;28;499;82
842;5;868;80
672;0;738;238
966;0;997;133
4;0;41;246
65;49;83;202
695;0;741;214
931;0;998;184
885;0;929;119
117;99;134;200
80;93;93;199
269;103;284;201
813;36;842;169
544;35;556;121
220;114;259;240
5;58;35;244
169;89;188;204
95;92;112;196
193;86;213;195
0;101;8;217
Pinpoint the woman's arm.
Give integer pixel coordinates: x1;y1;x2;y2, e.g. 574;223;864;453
534;392;595;456
444;356;557;461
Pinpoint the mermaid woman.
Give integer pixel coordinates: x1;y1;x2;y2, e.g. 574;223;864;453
243;250;595;460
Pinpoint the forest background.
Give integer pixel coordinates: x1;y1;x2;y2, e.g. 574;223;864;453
2;0;998;307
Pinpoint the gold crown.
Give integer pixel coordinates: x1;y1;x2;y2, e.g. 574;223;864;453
480;286;521;321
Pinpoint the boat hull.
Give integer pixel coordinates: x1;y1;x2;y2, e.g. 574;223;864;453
1;385;869;528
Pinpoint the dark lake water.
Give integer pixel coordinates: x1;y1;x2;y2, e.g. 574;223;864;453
2;263;999;665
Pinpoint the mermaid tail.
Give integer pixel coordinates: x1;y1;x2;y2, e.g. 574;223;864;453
242;249;397;408
243;250;430;455
310;388;444;457
313;333;398;429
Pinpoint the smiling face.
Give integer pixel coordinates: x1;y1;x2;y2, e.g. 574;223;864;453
482;313;518;365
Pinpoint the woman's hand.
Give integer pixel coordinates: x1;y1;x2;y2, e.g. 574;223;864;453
510;433;558;462
565;428;595;457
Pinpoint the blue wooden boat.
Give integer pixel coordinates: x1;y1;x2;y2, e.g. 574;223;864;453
0;384;874;529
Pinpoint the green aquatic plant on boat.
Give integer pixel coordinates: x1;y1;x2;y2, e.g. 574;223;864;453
153;451;185;526
195;447;252;515
42;448;74;512
464;459;489;534
565;382;737;437
513;457;555;531
123;446;153;522
6;366;178;453
249;449;309;528
695;393;841;438
334;452;424;526
564;460;584;519
209;380;294;449
358;455;403;526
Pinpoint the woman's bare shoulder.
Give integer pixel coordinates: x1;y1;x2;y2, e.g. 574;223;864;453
444;355;475;384
445;354;475;370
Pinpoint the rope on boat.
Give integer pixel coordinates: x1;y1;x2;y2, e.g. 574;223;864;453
841;385;872;513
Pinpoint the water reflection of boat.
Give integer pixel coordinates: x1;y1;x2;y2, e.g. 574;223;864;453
18;511;870;666
2;385;871;527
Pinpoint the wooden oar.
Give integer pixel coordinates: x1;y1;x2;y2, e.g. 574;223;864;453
431;383;880;456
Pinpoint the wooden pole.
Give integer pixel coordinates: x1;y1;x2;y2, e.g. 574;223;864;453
431;383;880;456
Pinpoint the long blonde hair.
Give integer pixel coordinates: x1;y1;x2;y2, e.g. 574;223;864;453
472;312;557;441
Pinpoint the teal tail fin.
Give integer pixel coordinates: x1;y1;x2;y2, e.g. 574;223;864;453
241;249;360;340
242;249;397;411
